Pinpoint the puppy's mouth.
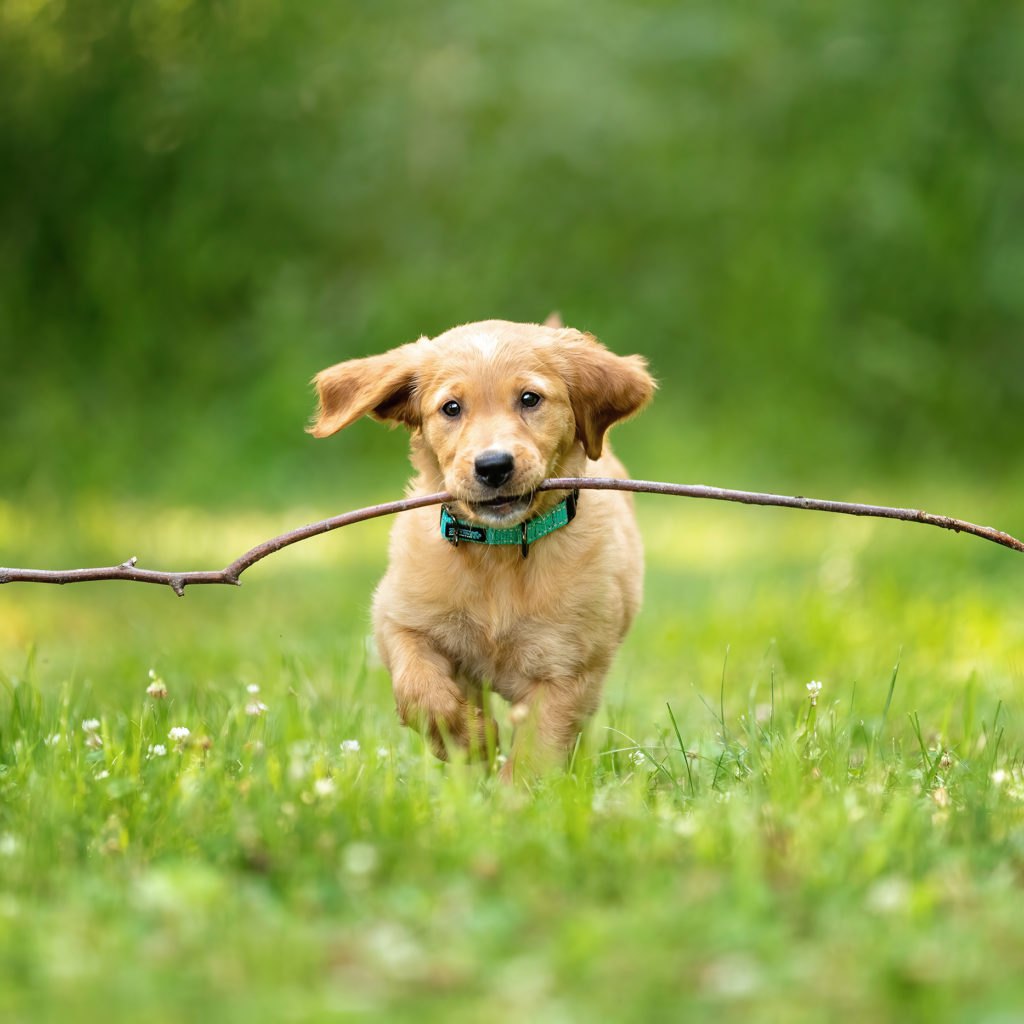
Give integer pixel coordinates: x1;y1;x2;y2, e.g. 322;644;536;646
460;492;535;526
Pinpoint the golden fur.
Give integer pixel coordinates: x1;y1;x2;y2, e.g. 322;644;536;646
310;319;654;780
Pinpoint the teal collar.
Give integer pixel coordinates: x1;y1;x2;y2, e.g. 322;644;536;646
440;490;579;558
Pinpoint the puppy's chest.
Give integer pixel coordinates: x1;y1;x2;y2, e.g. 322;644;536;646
431;586;582;689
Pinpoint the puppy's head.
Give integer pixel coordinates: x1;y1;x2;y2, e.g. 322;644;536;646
309;320;654;526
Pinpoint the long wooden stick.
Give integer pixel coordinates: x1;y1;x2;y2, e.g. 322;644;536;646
1;478;1020;596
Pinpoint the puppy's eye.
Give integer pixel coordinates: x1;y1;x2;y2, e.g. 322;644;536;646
441;400;462;418
520;391;542;409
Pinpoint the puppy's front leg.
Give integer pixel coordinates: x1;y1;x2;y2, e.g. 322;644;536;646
378;623;498;761
500;675;602;783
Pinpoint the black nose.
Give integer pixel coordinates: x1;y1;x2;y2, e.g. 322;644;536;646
474;451;515;489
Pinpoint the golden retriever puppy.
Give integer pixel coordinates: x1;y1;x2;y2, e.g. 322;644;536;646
309;319;654;780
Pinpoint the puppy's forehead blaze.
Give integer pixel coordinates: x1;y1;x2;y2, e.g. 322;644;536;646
419;341;567;410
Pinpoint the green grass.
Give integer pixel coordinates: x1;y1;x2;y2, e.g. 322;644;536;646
2;489;1024;1023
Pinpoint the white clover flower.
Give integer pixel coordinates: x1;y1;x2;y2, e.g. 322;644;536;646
146;676;168;699
807;681;823;706
376;746;390;760
169;726;191;751
95;770;110;780
313;777;336;797
247;684;260;694
340;739;361;753
245;700;268;717
631;750;647;766
82;719;103;748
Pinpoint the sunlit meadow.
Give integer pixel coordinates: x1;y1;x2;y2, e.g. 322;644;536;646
2;487;1023;1023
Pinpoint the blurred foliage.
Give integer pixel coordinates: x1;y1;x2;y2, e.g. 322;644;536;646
2;0;1022;505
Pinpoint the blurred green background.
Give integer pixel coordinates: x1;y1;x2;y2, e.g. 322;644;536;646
2;0;1022;511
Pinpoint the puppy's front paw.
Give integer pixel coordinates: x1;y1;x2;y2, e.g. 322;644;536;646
397;693;499;763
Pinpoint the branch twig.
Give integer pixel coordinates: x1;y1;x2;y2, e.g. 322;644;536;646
1;478;1020;596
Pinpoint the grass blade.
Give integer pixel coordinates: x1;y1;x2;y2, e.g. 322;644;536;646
666;701;697;796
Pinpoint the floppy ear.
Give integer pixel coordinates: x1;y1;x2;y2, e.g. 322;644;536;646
559;330;655;460
307;342;421;438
